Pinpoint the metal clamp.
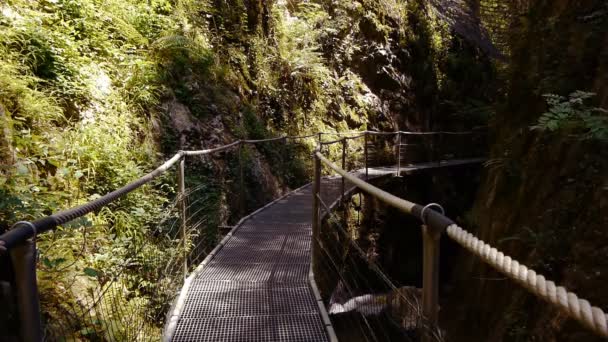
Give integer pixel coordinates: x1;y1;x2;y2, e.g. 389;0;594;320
11;221;37;240
420;203;445;225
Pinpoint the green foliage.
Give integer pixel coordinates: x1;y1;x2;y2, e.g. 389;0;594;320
243;105;269;140
0;0;214;337
240;107;309;189
0;0;501;338
532;91;608;140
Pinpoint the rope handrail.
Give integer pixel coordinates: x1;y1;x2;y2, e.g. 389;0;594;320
320;133;366;143
319;131;367;136
320;129;484;136
315;151;416;214
366;131;399;136
242;136;287;143
1;129;482;252
286;133;319;139
0;152;183;250
343;133;367;140
320;137;347;146
0;138;266;250
5;124;600;338
0;125;486;341
317;130;485;148
446;224;608;337
183;140;242;156
314;150;608;338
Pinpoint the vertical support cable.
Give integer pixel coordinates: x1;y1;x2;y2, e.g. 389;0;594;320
430;134;435;164
421;225;441;342
282;136;287;182
437;132;443;165
238;142;245;216
340;139;346;203
364;132;369;180
357;192;361;226
396;132;401;176
403;133;408;165
10;238;42;342
312;151;322;274
178;156;187;281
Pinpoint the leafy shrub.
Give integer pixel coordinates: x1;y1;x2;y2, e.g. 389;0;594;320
0;0;211;338
532;91;608;140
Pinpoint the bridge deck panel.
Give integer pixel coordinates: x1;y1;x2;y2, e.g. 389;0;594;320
170;159;483;341
172;181;330;341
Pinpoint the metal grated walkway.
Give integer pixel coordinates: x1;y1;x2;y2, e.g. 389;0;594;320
168;159;484;341
170;184;331;342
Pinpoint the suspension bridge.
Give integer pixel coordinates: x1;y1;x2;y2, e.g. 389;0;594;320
0;130;606;341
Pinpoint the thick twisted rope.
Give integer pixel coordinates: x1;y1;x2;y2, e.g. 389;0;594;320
315;149;606;338
446;224;608;338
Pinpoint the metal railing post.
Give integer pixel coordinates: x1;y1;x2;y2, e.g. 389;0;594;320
312;151;322;273
341;139;346;202
364;132;369;180
421;225;441;342
10;238;42;342
396;132;401;176
178;156;187;281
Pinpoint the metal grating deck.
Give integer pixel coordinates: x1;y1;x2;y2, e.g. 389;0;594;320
172;315;328;342
171;185;333;342
169;160;484;341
